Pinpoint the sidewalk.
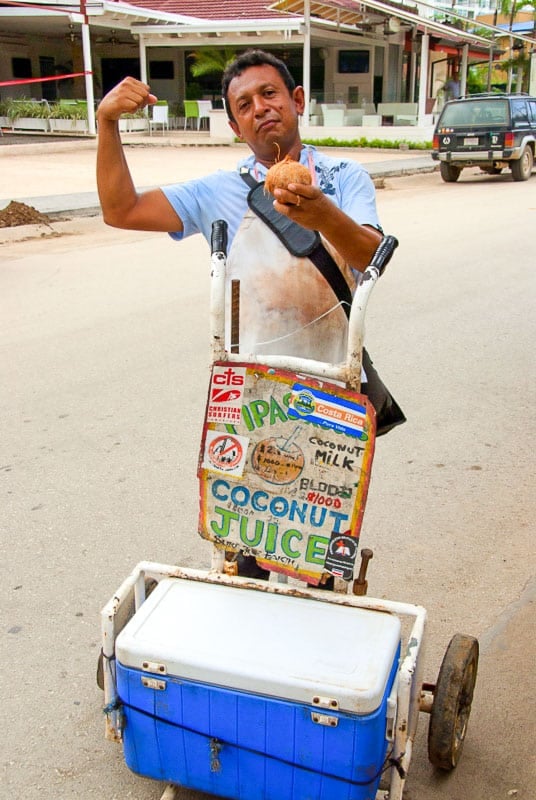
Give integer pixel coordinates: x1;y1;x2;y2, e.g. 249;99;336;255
0;130;437;216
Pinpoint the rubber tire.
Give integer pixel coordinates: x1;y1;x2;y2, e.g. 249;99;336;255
511;146;534;182
440;162;462;183
428;633;479;771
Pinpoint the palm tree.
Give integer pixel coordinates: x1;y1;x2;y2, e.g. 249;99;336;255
497;0;529;91
188;47;237;79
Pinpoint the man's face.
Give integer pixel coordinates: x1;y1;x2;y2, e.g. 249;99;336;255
226;64;305;163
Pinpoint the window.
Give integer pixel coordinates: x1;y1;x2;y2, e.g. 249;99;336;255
338;50;369;74
149;61;175;80
511;100;529;125
12;57;32;79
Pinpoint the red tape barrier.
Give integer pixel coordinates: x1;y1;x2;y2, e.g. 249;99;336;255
0;72;91;87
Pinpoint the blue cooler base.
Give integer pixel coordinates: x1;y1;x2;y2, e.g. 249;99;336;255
116;654;399;800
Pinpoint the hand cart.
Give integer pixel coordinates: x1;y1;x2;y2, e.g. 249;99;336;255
99;224;478;800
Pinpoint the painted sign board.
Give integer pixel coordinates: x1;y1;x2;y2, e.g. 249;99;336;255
198;362;376;585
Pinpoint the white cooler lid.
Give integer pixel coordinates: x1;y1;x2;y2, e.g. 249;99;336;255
116;578;401;714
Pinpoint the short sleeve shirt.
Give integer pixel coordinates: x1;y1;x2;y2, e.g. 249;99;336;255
161;145;381;249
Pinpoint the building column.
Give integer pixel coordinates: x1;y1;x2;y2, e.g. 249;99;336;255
417;31;429;127
302;0;311;129
81;21;96;135
409;27;417;102
460;43;469;98
529;50;536;95
139;35;148;84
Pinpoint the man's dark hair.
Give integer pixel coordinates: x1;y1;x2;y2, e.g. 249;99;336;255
222;50;296;122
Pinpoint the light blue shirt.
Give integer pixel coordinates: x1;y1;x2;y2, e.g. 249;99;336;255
161;145;381;249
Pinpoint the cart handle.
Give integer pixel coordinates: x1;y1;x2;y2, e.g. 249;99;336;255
211;219;228;256
370;235;398;277
209;221;399;385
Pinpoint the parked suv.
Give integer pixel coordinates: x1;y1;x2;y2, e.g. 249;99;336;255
432;93;536;182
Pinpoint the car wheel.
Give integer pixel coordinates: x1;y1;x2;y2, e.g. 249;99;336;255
511;146;534;181
440;162;461;183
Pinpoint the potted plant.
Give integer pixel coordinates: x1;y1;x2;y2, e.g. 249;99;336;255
49;101;89;133
169;100;183;127
118;108;148;132
7;98;51;132
0;100;9;129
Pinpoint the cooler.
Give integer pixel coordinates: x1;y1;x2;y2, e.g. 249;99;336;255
115;577;401;800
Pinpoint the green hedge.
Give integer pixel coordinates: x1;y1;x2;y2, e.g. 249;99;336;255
302;136;432;150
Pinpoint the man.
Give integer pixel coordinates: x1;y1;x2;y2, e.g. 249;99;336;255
97;49;397;365
97;49;382;266
444;68;461;101
96;49;404;578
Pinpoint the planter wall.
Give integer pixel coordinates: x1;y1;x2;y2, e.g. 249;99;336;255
49;118;89;133
127;118;149;132
117;117;149;132
12;117;50;132
209;109;234;141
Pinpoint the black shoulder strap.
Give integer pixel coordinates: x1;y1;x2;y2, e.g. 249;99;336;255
240;169;352;318
308;245;352;319
242;169;320;258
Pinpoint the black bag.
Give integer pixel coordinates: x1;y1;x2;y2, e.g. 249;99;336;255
241;170;406;437
360;347;406;436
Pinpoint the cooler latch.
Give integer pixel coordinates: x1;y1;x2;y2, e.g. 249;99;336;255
312;695;339;710
385;675;399;741
311;712;339;727
311;695;339;727
141;659;167;675
141;676;166;691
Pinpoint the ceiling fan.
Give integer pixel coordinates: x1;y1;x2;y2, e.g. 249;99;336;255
65;23;80;43
95;29;133;46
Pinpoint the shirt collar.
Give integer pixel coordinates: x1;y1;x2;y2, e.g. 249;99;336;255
238;144;316;177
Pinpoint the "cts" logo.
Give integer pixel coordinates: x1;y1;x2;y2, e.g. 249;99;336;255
213;367;244;386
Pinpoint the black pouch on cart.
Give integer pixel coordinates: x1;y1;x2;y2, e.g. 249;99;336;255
242;171;406;437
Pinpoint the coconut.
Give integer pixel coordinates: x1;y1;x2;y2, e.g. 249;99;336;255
264;154;312;194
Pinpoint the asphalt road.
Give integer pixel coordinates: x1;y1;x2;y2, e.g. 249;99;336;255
1;167;535;800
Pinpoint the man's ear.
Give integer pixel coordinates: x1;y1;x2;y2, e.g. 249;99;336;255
293;86;306;116
228;119;242;139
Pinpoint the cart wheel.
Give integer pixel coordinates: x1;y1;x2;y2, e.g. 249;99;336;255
428;633;479;771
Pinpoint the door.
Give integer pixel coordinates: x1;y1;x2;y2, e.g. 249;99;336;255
39;56;56;101
101;58;140;96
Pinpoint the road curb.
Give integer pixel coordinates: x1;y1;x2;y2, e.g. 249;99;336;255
4;159;436;219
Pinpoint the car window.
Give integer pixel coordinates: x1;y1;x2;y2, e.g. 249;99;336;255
439;99;509;127
510;99;529;125
528;100;536;123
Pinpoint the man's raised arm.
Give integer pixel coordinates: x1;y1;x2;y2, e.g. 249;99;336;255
96;77;183;232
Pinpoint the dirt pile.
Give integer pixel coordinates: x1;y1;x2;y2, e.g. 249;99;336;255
0;200;52;228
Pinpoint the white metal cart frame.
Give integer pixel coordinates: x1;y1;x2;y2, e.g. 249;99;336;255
100;227;477;799
101;560;427;800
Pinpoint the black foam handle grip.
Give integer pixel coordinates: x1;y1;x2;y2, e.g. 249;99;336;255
369;235;399;276
211;220;228;256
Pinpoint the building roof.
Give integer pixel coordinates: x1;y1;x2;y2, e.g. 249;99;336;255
497;21;534;34
115;0;285;19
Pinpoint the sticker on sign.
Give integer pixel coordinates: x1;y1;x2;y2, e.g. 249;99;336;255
202;430;249;477
207;365;246;424
287;384;369;439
